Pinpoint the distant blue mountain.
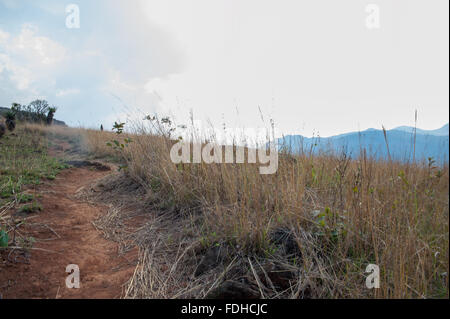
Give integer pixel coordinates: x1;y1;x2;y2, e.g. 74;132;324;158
276;123;449;164
393;123;449;136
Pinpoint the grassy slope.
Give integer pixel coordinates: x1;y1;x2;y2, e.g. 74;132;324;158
80;120;449;299
0;125;69;248
3;123;448;299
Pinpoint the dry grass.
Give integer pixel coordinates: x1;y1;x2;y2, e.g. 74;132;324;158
30;121;449;298
0;124;70;254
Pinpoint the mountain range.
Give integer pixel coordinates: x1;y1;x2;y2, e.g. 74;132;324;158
276;123;449;164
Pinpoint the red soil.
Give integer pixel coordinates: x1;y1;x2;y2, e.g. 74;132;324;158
0;163;138;299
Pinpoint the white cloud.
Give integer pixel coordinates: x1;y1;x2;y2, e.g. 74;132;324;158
0;52;34;90
139;0;449;136
1;0;446;133
0;1;186;128
0;24;66;93
0;29;10;44
56;88;80;97
9;24;66;65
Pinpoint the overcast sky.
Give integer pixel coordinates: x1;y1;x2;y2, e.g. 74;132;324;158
0;0;448;137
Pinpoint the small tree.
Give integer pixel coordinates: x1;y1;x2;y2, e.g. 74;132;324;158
46;107;57;125
11;102;22;113
10;103;23;121
0;122;5;138
28;99;50;123
5;111;16;132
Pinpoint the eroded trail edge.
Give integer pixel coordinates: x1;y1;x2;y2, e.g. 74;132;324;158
0;157;138;298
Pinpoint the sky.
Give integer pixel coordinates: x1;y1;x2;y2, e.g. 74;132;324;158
0;0;448;137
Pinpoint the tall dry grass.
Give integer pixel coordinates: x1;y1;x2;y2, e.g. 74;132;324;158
34;120;449;298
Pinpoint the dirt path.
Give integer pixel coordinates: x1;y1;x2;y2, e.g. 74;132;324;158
0;147;138;299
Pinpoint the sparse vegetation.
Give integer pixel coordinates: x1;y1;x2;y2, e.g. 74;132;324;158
2;100;59;125
46;107;57;125
0;122;5;139
5;111;16;132
0;124;69;250
17;201;43;215
75;117;448;299
1;121;448;299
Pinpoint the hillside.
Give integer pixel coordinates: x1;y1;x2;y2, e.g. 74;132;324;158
1;122;448;299
393;123;449;136
277;124;449;163
0;106;67;126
